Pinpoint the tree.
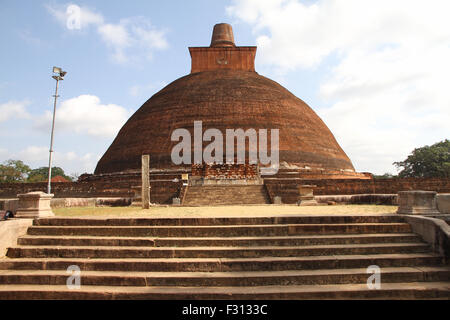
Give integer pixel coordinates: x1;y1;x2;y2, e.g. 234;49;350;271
27;166;73;182
394;139;450;178
0;159;31;183
373;173;397;179
69;172;80;181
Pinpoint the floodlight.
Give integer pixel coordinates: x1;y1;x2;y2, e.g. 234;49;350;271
47;66;67;194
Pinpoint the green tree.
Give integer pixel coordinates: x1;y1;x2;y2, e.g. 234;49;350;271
27;166;73;182
0;159;31;183
394;139;450;178
373;173;397;179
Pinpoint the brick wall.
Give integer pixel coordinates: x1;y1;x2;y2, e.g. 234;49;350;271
192;164;259;179
189;47;256;73
1;177;448;205
265;178;450;204
0;180;182;205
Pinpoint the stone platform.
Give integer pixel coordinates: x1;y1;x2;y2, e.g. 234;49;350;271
0;214;449;299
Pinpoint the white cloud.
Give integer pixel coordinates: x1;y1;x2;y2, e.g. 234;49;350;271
0;100;31;123
133;24;168;50
97;18;169;63
9;145;99;174
98;23;131;47
228;0;450;174
34;94;131;138
46;4;168;63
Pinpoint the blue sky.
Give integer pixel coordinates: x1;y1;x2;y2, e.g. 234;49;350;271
1;0;449;176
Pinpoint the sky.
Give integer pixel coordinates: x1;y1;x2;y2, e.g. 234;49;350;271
0;0;449;177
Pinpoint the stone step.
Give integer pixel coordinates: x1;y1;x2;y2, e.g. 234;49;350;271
32;215;406;226
17;233;423;247
183;185;270;205
26;223;412;237
0;282;448;299
0;253;443;272
185;186;266;192
2;214;448;300
6;243;430;259
0;267;448;287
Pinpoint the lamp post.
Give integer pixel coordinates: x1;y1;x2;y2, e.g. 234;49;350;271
47;67;67;194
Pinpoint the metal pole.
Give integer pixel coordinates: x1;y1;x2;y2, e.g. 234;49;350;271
47;78;60;194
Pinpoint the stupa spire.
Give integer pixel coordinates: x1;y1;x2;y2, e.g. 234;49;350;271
210;23;235;47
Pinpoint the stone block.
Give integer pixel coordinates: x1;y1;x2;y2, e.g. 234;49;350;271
15;191;55;218
141;155;150;209
397;190;440;215
273;196;282;204
436;193;450;214
0;219;33;257
131;186;142;207
297;185;318;206
50;198;96;208
404;215;450;257
0;199;19;213
96;198;132;207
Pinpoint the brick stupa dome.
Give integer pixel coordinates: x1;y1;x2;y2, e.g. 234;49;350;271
95;23;359;177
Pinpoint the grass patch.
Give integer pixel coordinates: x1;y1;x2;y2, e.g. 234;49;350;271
53;204;397;218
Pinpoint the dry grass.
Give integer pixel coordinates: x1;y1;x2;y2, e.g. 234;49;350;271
53;204;397;218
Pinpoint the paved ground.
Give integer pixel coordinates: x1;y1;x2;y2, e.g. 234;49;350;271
53;204;397;218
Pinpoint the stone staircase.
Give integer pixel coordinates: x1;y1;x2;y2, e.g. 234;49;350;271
0;215;449;299
183;185;270;206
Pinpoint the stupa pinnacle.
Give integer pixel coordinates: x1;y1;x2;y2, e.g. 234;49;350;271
210;23;235;47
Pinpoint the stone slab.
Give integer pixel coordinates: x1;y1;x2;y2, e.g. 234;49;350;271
15;192;54;218
0;199;19;213
436;194;450;214
397;191;440;215
141;155;150;209
403;215;450;258
50;198;97;209
273;196;282;204
0;219;33;257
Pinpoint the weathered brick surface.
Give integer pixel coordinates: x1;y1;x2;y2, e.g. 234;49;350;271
94;26;358;178
192;163;258;179
189;47;256;73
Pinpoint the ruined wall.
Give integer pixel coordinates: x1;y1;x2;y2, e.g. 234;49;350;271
192;164;258;179
265;178;450;204
1;177;448;205
0;180;182;204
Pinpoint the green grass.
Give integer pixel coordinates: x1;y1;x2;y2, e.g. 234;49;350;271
53;204;397;218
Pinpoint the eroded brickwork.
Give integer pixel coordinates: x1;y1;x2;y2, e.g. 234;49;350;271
192;164;258;179
0;180;181;205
